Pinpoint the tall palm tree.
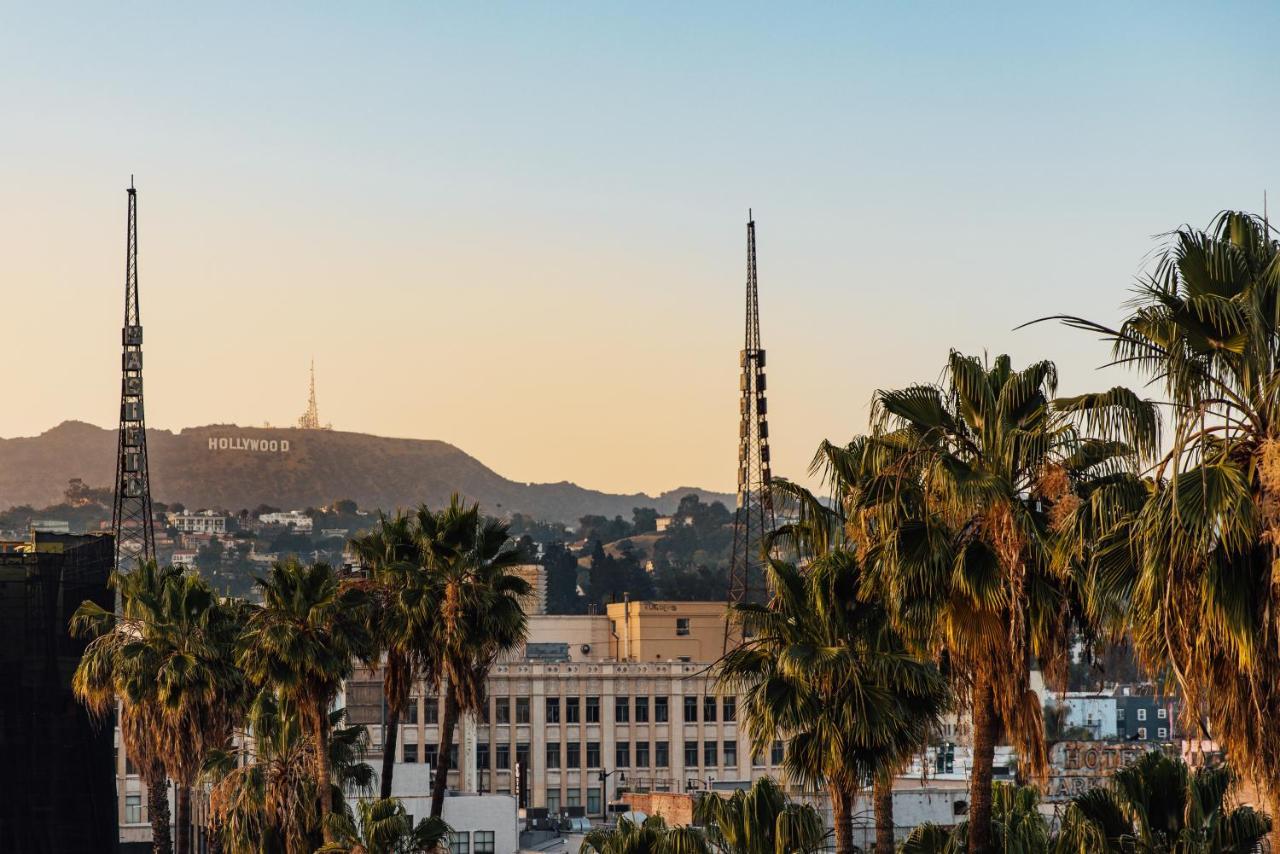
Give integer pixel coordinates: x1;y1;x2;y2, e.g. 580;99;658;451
350;512;437;799
579;815;709;854
693;777;826;854
320;797;451;854
414;496;530;818
833;352;1156;853
717;547;949;854
239;560;376;845
1046;211;1280;850
1056;751;1270;854
71;562;183;854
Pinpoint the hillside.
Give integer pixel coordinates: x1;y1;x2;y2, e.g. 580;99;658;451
0;421;733;524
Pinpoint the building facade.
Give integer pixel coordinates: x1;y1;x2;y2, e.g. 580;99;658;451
165;510;227;535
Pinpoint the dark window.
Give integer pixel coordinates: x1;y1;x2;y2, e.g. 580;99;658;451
724;740;737;766
477;743;490;769
406;700;419;724
615;741;630;767
636;741;650;767
684;741;698;767
654;697;668;723
425;744;439;768
676;618;690;636
723;696;736;722
587;788;602;815
480;702;489;724
496;743;510;769
684;696;698;722
474;831;496;854
615;696;629;723
704;741;718;766
516;743;530;770
449;744;458;767
424;697;439;724
546;741;561;768
703;696;717;723
586;742;601;768
566;697;580;724
567;742;581;767
450;832;469;854
771;741;784;765
495;698;511;725
586;696;600;723
546;697;561;723
635;697;649;723
516;697;530;724
403;743;418;763
655;741;669;767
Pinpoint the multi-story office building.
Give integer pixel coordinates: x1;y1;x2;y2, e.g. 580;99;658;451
165;510;227;535
347;601;787;820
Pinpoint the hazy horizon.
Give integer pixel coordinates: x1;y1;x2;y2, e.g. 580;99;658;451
3;4;1278;495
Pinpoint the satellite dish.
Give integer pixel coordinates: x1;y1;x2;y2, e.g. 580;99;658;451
581;644;591;655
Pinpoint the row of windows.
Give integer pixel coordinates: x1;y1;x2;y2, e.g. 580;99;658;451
404;738;784;769
450;831;496;854
405;694;738;726
545;788;602;814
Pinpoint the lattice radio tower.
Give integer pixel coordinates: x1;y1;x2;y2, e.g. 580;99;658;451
726;211;776;620
111;178;156;571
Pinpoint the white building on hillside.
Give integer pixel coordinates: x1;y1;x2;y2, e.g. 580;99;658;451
258;510;313;533
166;510;227;535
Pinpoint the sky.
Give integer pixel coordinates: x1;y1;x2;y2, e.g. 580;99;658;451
1;3;1278;497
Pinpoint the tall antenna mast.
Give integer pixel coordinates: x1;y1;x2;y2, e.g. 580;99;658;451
111;178;156;571
725;210;775;648
298;358;322;429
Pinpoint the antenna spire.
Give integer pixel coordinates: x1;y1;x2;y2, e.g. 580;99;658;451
298;358;323;429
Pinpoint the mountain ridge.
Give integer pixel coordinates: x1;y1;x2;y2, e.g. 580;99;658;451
0;421;733;523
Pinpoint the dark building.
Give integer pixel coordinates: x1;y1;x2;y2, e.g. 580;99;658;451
1115;689;1179;743
0;531;118;853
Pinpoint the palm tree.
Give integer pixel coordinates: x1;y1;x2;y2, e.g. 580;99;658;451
414;496;530;818
693;777;826;854
832;352;1156;853
900;783;1050;854
350;512;437;799
239;560;376;845
207;691;376;853
1045;211;1280;849
579;815;709;854
1055;751;1270;854
717;547;949;854
71;562;183;854
320;797;451;854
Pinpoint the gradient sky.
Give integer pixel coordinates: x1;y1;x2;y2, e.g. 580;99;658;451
2;4;1278;497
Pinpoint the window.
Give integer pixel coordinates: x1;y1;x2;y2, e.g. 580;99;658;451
616;741;630;767
587;742;601;768
586;696;601;723
1138;727;1148;740
1157;707;1167;720
567;789;581;807
1117;707;1126;721
685;741;699;767
703;696;717;723
1137;708;1147;721
424;697;439;725
449;744;458;767
723;696;737;722
655;696;669;723
684;696;698;722
126;755;137;776
496;743;510;770
547;791;560;813
566;698;581;724
771;741;784;765
615;696;630;723
723;740;737;766
677;618;690;636
546;698;561;723
587;787;602;814
125;794;142;824
495;698;511;725
403;743;418;763
546;741;561;769
516;697;531;724
636;741;650;767
655;741;669;767
474;831;496;854
516;743;530;770
449;831;470;854
704;741;718;766
477;743;490;769
481;702;490;724
1158;727;1168;740
567;742;582;767
406;701;419;725
424;744;439;768
635;697;649;723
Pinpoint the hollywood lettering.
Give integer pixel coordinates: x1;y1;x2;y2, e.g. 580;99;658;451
208;436;291;453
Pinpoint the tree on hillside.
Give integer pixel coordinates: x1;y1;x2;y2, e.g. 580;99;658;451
543;541;586;614
585;540;654;606
632;507;659;534
578;514;633;544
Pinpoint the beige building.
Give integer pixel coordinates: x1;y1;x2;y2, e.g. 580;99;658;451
346;601;785;820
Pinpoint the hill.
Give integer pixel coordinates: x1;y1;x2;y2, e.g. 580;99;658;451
0;421;733;524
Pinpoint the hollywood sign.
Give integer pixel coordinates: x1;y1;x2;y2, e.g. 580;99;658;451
208;436;291;453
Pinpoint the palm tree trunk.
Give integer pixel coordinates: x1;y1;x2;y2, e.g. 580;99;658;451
145;765;172;854
431;686;460;818
207;815;224;854
828;782;855;854
873;774;894;854
380;702;401;800
968;671;998;854
175;784;191;854
315;704;335;845
1270;791;1280;854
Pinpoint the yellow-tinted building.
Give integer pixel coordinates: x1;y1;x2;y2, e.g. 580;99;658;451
606;599;728;662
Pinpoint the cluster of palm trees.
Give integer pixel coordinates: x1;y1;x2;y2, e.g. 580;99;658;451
71;495;530;854
717;210;1280;853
